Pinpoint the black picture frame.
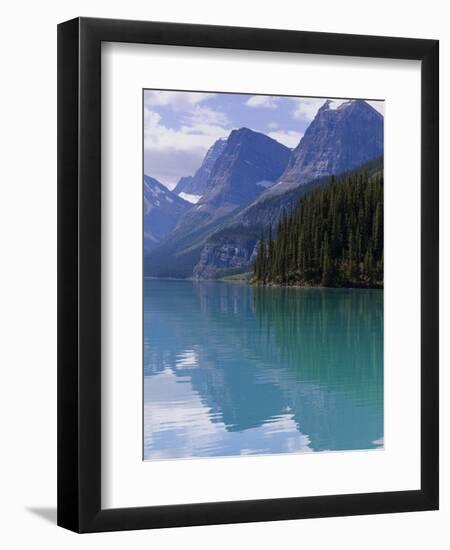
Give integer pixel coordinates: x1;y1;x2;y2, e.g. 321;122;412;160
57;16;439;533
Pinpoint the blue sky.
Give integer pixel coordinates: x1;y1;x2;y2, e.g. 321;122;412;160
143;90;384;188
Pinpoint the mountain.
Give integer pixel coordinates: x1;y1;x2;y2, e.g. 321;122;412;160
173;138;227;197
181;128;291;225
274;100;383;192
143;175;191;252
144;101;384;279
144;128;291;277
193;157;383;279
202;128;291;206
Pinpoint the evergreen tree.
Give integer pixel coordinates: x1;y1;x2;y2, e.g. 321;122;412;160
253;167;383;288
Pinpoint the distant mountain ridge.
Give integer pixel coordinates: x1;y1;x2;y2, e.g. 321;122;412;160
143;175;190;252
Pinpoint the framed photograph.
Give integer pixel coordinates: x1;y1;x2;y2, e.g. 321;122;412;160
57;17;439;532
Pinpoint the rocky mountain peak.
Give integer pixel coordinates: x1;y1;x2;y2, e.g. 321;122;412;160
274;99;383;191
143;175;191;251
197;127;291;211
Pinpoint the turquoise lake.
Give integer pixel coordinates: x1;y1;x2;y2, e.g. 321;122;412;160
143;279;384;460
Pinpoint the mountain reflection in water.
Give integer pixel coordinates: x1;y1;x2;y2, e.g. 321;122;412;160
144;279;383;460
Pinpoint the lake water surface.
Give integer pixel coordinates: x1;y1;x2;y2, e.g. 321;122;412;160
144;279;383;460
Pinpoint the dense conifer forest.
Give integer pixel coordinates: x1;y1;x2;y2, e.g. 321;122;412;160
253;168;383;288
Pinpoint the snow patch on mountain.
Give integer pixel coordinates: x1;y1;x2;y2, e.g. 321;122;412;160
179;192;202;204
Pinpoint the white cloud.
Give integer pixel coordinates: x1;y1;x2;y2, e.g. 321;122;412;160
181;105;229;127
144;90;214;110
291;98;325;121
143;109;162;129
143;107;229;187
143;94;229;189
268;130;303;148
267;122;279;129
246;95;278;109
144;108;228;151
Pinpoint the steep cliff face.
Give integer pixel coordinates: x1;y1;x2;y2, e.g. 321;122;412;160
193;229;259;279
143;175;191;252
173;138;227;196
190;178;326;279
201;128;291;208
275;100;383;192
